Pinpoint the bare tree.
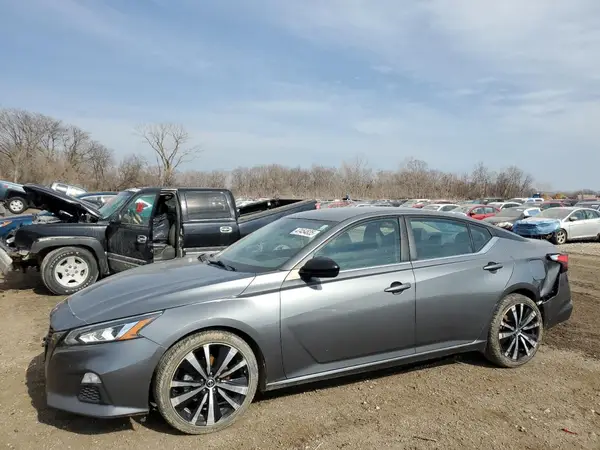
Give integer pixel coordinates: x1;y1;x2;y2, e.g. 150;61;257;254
136;123;201;186
0;109;49;182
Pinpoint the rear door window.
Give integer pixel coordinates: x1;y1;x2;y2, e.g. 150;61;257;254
408;218;473;260
184;191;232;220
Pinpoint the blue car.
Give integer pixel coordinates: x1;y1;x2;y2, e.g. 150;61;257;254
0;192;117;239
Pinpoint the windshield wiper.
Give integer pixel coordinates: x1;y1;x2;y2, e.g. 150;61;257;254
206;258;236;271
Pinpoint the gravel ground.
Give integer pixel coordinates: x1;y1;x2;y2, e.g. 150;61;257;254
0;248;599;449
561;242;600;256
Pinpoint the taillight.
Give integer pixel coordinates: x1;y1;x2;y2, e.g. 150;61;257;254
315;203;321;209
547;253;568;272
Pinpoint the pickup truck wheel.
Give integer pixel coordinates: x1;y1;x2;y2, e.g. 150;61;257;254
7;196;27;214
40;247;99;295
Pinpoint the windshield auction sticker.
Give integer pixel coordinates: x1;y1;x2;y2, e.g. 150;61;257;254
290;227;321;238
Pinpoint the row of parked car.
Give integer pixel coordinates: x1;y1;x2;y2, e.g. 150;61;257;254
315;195;600;245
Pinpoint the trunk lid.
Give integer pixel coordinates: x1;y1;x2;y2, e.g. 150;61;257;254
23;184;102;221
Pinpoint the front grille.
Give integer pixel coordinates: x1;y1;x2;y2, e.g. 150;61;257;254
78;386;101;404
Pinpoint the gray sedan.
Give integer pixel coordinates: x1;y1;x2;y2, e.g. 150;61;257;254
44;208;572;434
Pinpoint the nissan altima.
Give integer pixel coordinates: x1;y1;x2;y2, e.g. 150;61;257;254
43;208;572;435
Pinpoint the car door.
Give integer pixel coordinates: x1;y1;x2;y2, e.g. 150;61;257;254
563;209;588;239
180;190;240;254
470;207;486;220
483;206;498;218
581;209;600;237
279;217;416;379
407;217;514;352
106;190;159;272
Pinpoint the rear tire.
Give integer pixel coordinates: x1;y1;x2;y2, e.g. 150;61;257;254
40;246;99;295
485;293;544;368
153;330;259;435
7;196;27;214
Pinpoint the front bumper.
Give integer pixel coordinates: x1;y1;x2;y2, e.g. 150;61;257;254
540;272;572;329
44;332;165;418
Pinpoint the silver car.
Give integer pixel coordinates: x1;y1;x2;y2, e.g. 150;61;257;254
526;207;600;244
42;208;572;435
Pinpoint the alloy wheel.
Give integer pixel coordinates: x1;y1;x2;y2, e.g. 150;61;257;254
555;229;567;244
169;343;250;427
498;303;541;361
53;255;89;288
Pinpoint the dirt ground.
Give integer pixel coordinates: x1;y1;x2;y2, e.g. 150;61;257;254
0;246;599;449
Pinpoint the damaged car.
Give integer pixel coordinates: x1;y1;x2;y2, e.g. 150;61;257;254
512;207;600;244
483;206;541;231
0;184;317;295
41;207;572;435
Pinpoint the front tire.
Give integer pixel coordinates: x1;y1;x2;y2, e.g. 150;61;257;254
7;196;27;214
153;330;259;435
485;293;543;368
551;228;567;245
40;246;99;295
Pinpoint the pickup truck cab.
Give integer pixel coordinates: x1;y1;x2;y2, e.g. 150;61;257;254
0;184;316;295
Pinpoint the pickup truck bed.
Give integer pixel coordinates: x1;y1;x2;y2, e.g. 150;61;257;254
239;199;317;236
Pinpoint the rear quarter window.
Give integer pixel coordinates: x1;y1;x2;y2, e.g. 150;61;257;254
469;224;493;252
184;191;232;220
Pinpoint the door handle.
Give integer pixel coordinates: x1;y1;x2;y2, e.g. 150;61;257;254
483;262;503;271
136;235;147;244
384;282;411;294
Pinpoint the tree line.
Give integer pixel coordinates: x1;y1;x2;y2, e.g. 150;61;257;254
0;106;578;200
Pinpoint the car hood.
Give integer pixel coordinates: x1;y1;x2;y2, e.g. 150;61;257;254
518;217;561;224
23;184;102;220
66;256;256;326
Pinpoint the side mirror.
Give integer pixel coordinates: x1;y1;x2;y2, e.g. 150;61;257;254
110;213;122;224
569;216;579;221
299;256;340;280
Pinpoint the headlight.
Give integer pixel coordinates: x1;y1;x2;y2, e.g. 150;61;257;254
63;312;162;346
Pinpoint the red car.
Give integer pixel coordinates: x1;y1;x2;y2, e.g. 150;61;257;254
453;204;499;220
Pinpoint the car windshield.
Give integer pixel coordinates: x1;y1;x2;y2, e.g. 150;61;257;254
216;217;336;273
98;191;134;219
496;207;526;218
538;208;570;219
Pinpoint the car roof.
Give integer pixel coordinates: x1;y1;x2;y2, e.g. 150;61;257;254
291;206;475;222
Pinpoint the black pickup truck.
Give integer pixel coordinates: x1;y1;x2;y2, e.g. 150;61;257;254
0;184;316;295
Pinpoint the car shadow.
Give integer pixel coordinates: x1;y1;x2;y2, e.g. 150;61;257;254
25;351;494;435
255;352;494;402
0;270;50;295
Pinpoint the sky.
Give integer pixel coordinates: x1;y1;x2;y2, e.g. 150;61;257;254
1;0;599;189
